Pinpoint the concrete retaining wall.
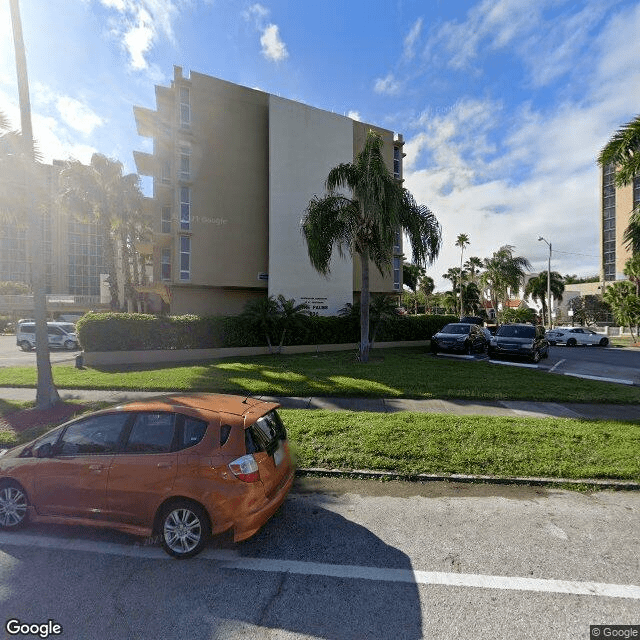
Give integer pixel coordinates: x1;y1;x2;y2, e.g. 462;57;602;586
82;340;431;367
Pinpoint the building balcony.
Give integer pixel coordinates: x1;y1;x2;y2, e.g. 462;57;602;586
133;151;157;177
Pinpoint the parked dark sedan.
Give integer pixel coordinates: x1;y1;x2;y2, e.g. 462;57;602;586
488;323;549;363
431;323;489;355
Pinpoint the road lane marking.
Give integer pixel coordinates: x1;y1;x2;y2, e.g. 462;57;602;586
1;532;639;600
562;372;635;385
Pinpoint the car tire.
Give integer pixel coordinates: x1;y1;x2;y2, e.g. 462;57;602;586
465;342;472;355
19;341;32;352
599;337;609;347
160;500;210;559
566;338;577;347
532;350;541;364
64;340;77;351
0;481;29;530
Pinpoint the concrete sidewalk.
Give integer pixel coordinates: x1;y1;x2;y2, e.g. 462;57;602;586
1;387;640;421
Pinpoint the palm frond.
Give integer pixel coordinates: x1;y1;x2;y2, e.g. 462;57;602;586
598;115;640;187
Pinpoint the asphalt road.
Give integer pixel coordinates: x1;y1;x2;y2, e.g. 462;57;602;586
0;477;637;640
0;335;79;368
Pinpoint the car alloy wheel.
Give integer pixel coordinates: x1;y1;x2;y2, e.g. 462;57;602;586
64;340;76;351
0;482;28;529
599;337;609;347
19;341;32;352
161;501;209;559
532;350;541;364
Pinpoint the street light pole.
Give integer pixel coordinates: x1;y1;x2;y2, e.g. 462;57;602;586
538;236;552;329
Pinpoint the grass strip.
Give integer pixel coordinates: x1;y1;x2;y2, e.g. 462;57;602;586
281;410;640;482
0;347;639;404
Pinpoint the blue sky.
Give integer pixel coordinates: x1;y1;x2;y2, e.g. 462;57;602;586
1;0;639;291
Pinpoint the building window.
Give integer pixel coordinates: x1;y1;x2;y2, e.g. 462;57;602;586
180;236;191;281
393;146;401;180
67;220;105;297
634;175;640;210
393;256;401;291
161;248;171;281
180;87;191;127
161;160;171;184
180;147;191;180
393;229;402;254
602;163;616;281
161;207;171;234
180;187;190;230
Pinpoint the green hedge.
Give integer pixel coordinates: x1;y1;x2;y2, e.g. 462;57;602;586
77;312;456;352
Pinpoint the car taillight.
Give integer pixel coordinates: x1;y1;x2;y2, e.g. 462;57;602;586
228;454;260;483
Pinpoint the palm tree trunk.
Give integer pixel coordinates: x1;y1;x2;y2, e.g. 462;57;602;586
11;0;59;409
360;248;371;362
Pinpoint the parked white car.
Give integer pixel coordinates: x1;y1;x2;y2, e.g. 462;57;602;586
545;326;609;347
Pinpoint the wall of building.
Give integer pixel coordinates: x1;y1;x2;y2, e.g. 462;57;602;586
170;285;264;316
268;95;354;316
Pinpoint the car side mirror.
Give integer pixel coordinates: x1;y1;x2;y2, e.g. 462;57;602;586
36;442;53;458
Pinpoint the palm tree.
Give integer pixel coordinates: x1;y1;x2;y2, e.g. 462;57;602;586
302;130;441;362
598;115;640;188
461;281;481;315
623;254;640;295
598;115;640;254
419;275;435;313
455;233;470;316
275;294;310;352
603;280;640;343
59;154;144;310
481;245;532;315
464;256;483;284
442;267;462;292
524;272;564;325
9;0;59;409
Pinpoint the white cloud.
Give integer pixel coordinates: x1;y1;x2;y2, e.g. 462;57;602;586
97;0;179;72
260;24;288;62
56;97;105;135
374;73;401;96
244;3;289;63
347;110;361;121
403;18;423;60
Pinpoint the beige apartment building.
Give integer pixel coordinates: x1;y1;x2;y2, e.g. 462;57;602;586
601;164;640;281
133;67;404;316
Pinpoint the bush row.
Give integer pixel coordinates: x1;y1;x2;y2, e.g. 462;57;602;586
76;312;457;352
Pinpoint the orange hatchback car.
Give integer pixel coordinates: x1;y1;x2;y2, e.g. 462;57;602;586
0;394;295;558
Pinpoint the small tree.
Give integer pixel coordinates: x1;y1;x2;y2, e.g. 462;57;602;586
569;295;611;326
603;281;640;342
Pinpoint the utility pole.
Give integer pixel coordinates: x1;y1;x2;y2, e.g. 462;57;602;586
10;0;59;409
538;236;552;329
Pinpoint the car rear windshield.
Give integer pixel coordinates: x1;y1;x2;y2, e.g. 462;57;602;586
441;324;470;334
245;410;286;456
497;325;535;338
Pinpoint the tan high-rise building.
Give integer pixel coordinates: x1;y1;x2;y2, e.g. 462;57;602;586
133;67;404;316
601;164;640;281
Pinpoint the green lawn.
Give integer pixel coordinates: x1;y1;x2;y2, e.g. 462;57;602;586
283;410;640;482
0;346;638;403
1;402;638;482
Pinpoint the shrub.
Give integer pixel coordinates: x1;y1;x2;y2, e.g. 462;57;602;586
77;312;457;352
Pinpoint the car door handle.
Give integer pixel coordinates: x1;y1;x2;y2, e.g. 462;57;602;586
157;463;173;468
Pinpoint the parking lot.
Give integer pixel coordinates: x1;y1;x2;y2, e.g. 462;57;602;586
434;342;640;386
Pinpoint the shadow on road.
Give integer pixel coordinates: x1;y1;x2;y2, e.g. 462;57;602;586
0;494;423;639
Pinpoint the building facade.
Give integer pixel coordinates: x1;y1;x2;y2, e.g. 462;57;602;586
0;160;110;318
133;67;404;316
601;164;640;281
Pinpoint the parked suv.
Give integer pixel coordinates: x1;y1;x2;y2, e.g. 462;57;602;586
0;394;295;558
431;322;488;355
488;323;549;363
16;322;79;351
